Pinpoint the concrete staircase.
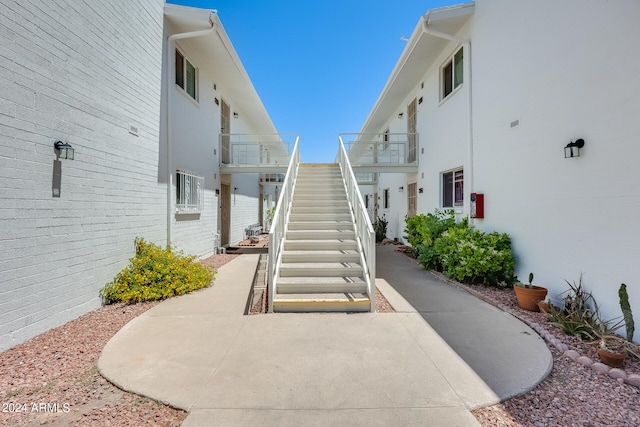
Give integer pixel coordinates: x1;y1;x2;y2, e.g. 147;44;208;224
272;164;370;312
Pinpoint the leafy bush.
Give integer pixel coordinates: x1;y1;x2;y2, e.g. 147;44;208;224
434;225;515;287
404;209;456;257
101;238;214;304
373;215;388;243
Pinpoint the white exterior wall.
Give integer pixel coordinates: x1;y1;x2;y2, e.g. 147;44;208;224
230;174;260;244
166;34;220;258
470;0;640;335
368;0;640;340
0;0;166;350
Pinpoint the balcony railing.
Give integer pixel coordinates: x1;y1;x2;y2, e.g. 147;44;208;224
220;134;298;173
338;133;418;172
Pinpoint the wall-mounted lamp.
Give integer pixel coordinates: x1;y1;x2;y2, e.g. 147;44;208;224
398;186;404;192
398;112;404;119
54;141;74;160
564;138;585;158
233;112;239;119
418;188;424;194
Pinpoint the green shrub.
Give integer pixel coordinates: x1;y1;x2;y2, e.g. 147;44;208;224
404;209;456;257
373;215;388;243
434;225;515;287
101;238;214;304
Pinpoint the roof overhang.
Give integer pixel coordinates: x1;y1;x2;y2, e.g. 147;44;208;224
359;2;475;136
164;4;278;136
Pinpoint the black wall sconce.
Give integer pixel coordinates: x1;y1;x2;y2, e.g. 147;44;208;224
398;186;404;192
233;112;239;119
564;138;585;158
398;112;404;119
54;140;74;160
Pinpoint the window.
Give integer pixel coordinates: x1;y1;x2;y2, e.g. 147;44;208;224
176;169;204;213
442;169;463;208
175;49;197;100
441;47;463;99
383;188;390;209
383;128;390;151
407;182;417;217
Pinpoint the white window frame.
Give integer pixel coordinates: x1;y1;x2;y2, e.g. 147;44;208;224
442;168;463;208
175;48;198;101
440;46;463;101
176;169;204;214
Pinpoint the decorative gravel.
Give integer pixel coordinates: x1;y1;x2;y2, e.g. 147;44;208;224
427;270;640;426
2;251;638;426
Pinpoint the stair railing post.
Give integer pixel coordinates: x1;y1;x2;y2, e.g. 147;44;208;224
338;135;376;312
268;136;300;313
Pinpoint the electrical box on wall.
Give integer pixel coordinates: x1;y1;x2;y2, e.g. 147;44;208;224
470;193;484;219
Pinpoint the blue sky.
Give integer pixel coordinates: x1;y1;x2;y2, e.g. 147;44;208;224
168;0;461;163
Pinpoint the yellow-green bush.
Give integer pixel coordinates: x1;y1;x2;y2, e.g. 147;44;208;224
101;238;214;304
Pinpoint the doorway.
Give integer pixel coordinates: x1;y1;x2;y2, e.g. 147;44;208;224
220;181;231;246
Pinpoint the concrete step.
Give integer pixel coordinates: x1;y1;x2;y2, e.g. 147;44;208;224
290;205;351;214
282;249;360;263
279;262;364;277
287;221;354;230
273;293;370;313
277;277;367;293
289;213;352;222
284;239;358;251
286;229;355;240
292;198;348;207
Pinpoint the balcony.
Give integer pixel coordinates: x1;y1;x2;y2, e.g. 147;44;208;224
220;134;298;173
338;133;419;173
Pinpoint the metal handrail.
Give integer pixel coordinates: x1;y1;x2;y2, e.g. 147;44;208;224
338;133;418;166
267;136;300;312
338;136;376;312
220;134;297;167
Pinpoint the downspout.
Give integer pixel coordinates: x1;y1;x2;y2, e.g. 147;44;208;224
423;17;475;224
165;12;217;247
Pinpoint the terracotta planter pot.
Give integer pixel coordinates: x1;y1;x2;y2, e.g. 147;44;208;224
537;301;551;313
597;348;626;368
513;285;548;312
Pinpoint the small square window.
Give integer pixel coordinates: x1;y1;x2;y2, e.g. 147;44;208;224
176;169;204;213
441;46;463;99
175;48;198;101
442;169;463;208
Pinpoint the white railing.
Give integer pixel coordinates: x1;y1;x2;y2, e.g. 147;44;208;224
220;134;297;167
267;136;300;312
338;136;376;312
339;133;418;167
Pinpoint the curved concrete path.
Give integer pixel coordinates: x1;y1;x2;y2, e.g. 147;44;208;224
99;249;552;427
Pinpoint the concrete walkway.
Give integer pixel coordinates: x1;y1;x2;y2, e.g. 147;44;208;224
99;247;552;427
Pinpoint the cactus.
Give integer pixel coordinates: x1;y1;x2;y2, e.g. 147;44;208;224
618;283;635;342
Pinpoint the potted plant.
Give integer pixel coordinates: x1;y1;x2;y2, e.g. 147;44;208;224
537;298;552;314
514;272;548;312
592;283;639;367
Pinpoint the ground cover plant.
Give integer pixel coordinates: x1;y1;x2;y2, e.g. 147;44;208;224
101;238;214;304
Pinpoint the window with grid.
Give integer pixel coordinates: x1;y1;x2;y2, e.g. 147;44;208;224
176;169;204;213
442;169;463;208
441;46;463;100
407;182;417;217
175;48;198;100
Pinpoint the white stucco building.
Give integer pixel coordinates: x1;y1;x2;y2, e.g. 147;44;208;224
0;1;284;350
352;0;640;339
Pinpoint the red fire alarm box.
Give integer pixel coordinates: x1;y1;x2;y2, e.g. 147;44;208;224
470;193;484;219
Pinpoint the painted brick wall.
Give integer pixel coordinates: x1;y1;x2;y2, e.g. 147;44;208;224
0;0;166;351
